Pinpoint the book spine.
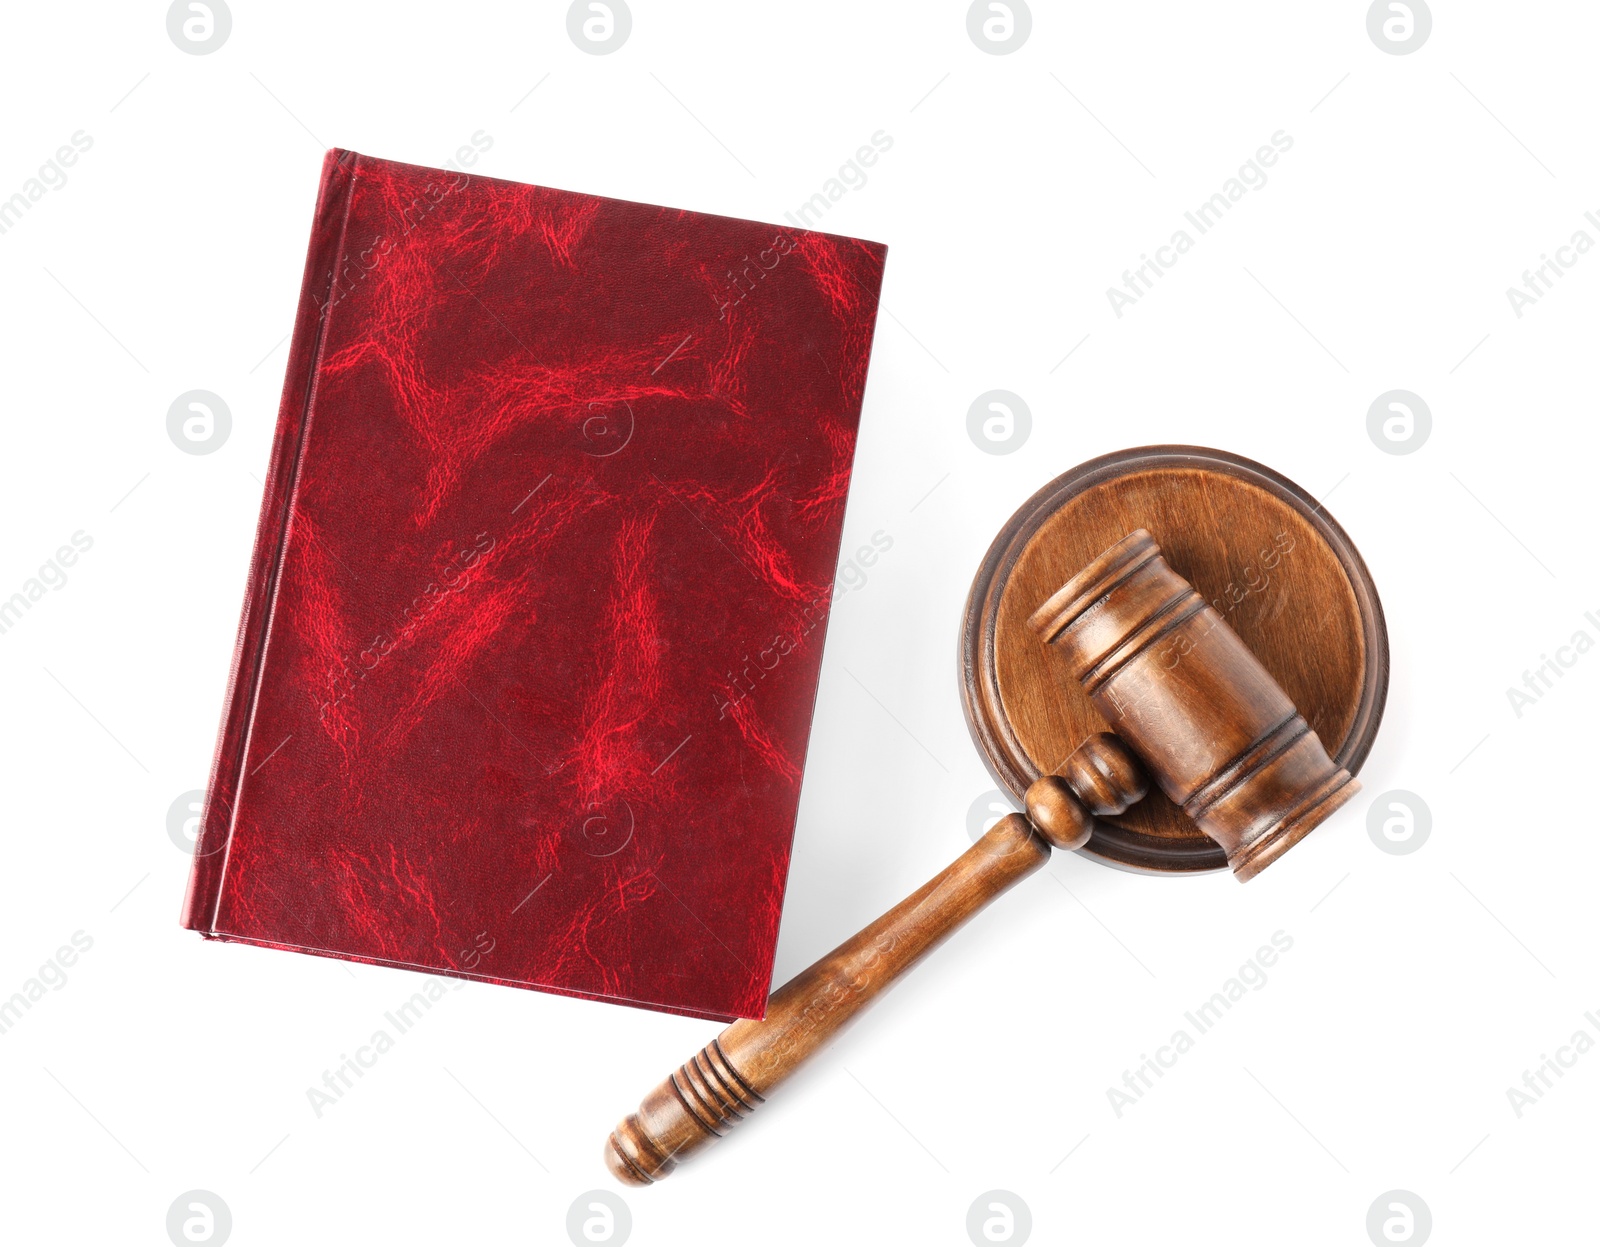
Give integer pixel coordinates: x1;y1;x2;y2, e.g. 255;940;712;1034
181;149;360;931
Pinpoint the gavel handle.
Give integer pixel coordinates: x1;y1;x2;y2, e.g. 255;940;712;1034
605;814;1051;1184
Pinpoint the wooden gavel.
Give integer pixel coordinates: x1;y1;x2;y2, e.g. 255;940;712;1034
605;530;1360;1184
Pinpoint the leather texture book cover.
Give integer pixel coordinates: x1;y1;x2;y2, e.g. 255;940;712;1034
182;149;887;1022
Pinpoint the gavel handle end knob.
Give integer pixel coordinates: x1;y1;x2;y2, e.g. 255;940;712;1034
606;1038;760;1183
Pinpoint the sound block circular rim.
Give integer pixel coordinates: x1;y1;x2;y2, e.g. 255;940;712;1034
959;445;1389;876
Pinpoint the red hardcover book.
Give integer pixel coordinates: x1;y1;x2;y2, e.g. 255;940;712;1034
183;150;886;1022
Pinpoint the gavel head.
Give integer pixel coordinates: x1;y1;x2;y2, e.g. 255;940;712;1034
1029;530;1359;880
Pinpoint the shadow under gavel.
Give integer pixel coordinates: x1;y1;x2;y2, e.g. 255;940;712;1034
606;530;1359;1185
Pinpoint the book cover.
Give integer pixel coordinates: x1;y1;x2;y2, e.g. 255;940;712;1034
183;149;887;1022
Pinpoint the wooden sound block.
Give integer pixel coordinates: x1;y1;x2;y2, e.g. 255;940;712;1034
961;446;1388;875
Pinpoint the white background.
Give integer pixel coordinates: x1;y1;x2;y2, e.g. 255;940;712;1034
1;2;1596;1244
